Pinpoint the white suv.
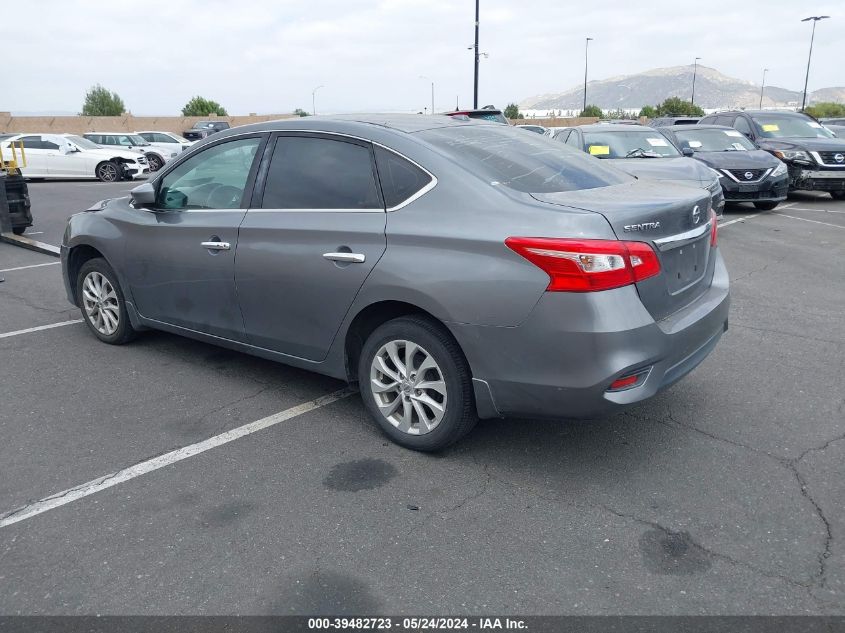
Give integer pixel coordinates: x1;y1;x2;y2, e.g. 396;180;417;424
83;133;174;172
136;131;193;161
0;133;149;181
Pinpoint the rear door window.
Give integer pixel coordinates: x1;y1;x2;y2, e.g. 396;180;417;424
734;116;753;138
260;135;382;210
374;146;432;209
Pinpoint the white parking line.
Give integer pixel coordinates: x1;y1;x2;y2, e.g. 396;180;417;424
0;388;354;529
786;207;845;214
0;319;83;339
717;202;796;228
773;213;845;229
0;261;61;273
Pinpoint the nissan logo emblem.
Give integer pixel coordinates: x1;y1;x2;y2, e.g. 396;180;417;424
691;205;701;225
835;153;844;163
744;171;755;180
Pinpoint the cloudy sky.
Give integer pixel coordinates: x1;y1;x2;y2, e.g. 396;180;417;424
2;0;842;115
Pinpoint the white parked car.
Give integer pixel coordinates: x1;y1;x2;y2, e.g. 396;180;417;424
0;134;149;181
83;132;174;172
136;131;194;162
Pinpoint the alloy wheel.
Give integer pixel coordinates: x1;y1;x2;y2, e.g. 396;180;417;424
97;163;119;182
369;339;447;435
81;271;120;336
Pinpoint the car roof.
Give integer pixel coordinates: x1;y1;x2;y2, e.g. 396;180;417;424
574;123;659;132
210;114;501;140
711;110;807;118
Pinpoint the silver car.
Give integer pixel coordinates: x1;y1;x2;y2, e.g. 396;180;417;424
61;115;729;451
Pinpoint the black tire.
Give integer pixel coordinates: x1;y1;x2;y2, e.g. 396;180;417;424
12;226;26;235
754;201;780;211
831;191;845;200
146;153;164;171
95;161;121;182
76;257;137;345
358;315;477;451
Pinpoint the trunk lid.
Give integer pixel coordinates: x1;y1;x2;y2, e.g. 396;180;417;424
532;180;715;320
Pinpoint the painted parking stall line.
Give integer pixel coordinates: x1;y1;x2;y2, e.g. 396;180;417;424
773;213;845;229
0;319;83;339
0;261;61;274
0;388;355;529
717;202;796;228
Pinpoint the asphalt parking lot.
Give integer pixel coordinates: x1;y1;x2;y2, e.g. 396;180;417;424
1;181;843;615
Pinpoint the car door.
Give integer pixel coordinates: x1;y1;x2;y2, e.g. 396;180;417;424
12;136;49;176
123;134;266;340
48;135;88;177
235;133;387;361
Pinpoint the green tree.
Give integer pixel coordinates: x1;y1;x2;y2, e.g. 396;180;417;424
579;104;603;118
655;97;704;117
602;108;628;120
181;96;228;117
805;102;845;118
81;84;125;116
639;105;658;119
504;103;524;119
293;108;310;117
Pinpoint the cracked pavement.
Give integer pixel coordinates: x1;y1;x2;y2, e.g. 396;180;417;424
0;187;843;615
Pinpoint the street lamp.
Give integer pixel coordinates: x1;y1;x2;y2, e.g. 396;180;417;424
312;85;324;116
800;16;830;111
419;76;435;115
759;68;769;109
691;57;702;106
583;37;593;113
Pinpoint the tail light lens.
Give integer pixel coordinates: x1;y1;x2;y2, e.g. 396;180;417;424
710;208;718;247
505;237;661;292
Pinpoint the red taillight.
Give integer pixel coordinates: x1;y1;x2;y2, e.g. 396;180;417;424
609;375;639;390
710;208;718;247
505;237;661;292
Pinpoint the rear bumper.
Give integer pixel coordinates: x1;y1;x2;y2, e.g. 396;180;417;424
451;252;730;420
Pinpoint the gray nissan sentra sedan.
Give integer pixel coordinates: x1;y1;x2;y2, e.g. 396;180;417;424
61;115;729;451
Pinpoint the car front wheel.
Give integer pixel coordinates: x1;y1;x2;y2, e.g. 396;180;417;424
95;161;121;182
146;154;163;171
76;258;137;345
754;201;780;211
359;315;477;451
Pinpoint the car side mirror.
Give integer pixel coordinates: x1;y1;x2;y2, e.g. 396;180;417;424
130;182;156;208
681;147;695;157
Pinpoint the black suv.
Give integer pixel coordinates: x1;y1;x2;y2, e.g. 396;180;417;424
700;110;845;199
182;121;231;141
658;125;788;210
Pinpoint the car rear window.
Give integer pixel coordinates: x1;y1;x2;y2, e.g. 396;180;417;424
464;111;509;124
419;125;631;193
375;146;433;208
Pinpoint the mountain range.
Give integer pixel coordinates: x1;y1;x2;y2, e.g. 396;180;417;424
519;65;845;111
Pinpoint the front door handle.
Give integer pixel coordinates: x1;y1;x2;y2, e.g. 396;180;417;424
323;252;366;263
201;241;230;251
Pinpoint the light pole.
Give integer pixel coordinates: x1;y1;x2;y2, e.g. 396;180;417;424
801;16;830;111
312;85;324;116
583;37;593;114
419;76;434;115
691;57;702;106
759;68;769;109
472;0;480;108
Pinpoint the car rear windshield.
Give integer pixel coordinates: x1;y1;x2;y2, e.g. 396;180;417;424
419;124;631;193
674;128;756;152
581;129;681;158
464;111;509;124
752;115;835;139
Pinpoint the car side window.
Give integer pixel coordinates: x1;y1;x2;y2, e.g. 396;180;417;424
565;131;581;148
260;136;382;210
374;146;432;209
156;137;261;210
42;139;60;150
118;136;133;146
734;116;753;138
19;136;43;149
155;134;172;143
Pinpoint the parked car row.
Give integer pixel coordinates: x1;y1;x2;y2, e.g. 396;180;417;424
82;132;192;172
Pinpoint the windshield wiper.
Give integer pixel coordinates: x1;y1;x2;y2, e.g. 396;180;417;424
626;148;662;158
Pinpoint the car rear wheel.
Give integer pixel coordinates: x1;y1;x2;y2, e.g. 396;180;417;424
359;315;476;451
754;201;780;211
76;258;137;345
146;153;164;171
12;226;26;235
95;161;121;182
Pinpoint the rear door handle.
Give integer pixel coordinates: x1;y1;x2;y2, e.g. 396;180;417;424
201;241;230;251
323;252;366;263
